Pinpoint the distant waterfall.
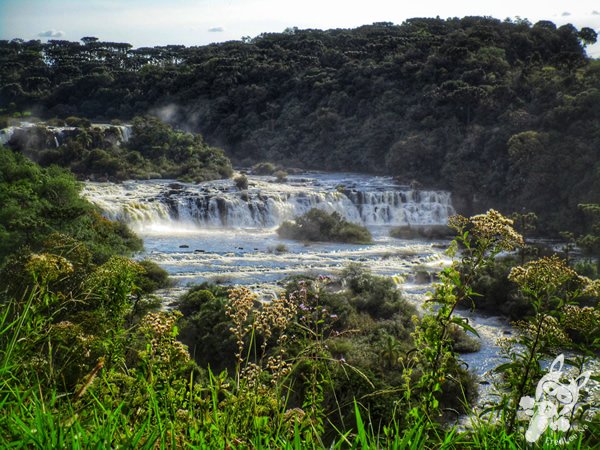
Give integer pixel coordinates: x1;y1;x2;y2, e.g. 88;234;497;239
119;125;133;143
0;127;15;146
83;174;455;231
0;123;133;147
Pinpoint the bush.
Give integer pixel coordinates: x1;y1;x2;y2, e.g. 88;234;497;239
341;263;413;320
273;170;288;182
234;174;248;190
136;259;171;294
268;243;288;253
0;149;142;265
176;283;238;372
277;208;372;244
464;256;533;319
448;323;481;353
252;161;277;175
65;116;91;128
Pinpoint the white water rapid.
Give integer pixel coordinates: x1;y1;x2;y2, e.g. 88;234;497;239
82;172;459;300
82;173;454;230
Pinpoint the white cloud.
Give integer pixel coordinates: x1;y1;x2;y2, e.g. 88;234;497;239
592;10;600;16
38;29;65;38
208;26;224;32
561;11;571;16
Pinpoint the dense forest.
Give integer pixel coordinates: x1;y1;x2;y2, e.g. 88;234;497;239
1;17;600;234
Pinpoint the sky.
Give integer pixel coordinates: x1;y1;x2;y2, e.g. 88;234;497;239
1;0;600;57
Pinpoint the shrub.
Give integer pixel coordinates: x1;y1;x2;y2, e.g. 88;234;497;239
273;170;288;182
268;243;288;253
234;174;248;190
277;208;372;244
448;323;481;353
252;161;277;175
176;283;238;372
65;116;91;128
136;259;171;294
341;263;413;320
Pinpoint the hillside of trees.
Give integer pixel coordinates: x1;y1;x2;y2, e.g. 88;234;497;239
1;17;599;234
5;116;233;182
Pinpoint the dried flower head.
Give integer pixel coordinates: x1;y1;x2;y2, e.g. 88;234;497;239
508;255;582;295
255;293;297;339
140;311;190;362
25;253;73;282
450;209;524;251
226;287;258;362
514;315;572;349
561;305;600;337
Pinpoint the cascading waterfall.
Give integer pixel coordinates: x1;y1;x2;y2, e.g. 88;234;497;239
82;173;455;230
0;127;15;146
119;125;133;143
0;122;133;147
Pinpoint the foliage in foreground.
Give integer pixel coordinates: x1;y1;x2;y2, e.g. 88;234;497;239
0;210;598;448
0;146;142;265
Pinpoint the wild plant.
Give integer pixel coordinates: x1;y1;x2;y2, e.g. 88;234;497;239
407;210;524;423
288;278;336;441
494;255;600;434
217;286;304;445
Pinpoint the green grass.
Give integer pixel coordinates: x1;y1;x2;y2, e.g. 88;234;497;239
1;288;597;449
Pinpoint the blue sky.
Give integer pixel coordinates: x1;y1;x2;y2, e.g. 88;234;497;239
1;0;599;56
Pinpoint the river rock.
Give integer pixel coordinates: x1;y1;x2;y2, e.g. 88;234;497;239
414;270;431;284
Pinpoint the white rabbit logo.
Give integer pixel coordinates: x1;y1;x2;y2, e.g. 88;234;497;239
519;354;591;443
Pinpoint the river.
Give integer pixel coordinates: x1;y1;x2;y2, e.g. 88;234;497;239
82;171;599;413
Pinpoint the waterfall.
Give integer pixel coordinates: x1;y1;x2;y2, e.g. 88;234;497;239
119;125;133;143
83;174;455;231
0;127;15;146
0;122;132;147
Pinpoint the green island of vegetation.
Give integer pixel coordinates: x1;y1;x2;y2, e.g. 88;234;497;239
277;208;373;244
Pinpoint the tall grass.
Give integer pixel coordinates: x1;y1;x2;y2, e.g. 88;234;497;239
1;212;598;448
2;292;595;449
